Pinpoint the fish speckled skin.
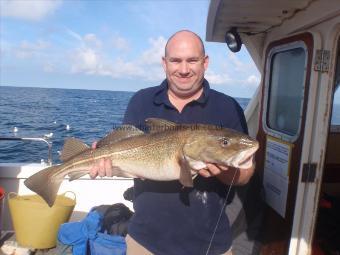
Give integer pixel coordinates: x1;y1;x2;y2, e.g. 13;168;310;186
24;118;259;207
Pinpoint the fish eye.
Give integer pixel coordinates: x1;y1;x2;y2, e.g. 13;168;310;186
220;138;229;147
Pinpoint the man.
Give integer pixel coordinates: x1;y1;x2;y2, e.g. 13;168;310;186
90;30;256;255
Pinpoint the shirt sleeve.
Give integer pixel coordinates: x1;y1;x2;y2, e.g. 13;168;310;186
234;102;249;135
122;92;146;130
123;95;139;126
221;97;249;135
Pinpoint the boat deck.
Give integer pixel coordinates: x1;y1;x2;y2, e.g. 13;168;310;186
0;232;67;255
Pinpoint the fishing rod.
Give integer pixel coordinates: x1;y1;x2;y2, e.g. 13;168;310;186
205;168;238;255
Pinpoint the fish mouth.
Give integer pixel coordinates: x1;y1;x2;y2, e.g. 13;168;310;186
237;154;254;169
232;147;258;169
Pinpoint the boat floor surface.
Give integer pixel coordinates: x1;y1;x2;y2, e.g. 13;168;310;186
0;232;63;255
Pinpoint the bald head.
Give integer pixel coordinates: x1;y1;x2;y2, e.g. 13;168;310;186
165;30;205;57
161;29;209;101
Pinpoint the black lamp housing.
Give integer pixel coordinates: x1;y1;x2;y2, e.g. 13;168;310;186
225;27;242;53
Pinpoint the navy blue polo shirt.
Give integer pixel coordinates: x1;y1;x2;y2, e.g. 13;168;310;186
123;79;248;255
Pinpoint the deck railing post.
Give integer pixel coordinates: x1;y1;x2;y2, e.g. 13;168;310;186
0;137;53;165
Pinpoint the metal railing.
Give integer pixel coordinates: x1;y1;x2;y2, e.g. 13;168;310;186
0;137;53;165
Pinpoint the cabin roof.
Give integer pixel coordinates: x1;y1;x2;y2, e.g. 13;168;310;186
206;0;313;43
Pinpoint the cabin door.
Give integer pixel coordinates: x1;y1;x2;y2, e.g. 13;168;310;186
311;34;340;255
287;28;340;255
256;33;315;255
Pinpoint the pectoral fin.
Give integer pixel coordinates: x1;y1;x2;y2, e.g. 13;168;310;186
178;155;194;187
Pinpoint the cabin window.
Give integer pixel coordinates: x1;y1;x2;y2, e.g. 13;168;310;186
330;79;340;130
330;43;340;132
266;46;307;139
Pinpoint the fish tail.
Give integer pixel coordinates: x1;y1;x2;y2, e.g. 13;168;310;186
24;165;64;207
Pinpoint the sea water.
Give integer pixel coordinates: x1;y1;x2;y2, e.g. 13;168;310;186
0;86;250;164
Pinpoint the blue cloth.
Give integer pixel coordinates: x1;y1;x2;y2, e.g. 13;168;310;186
89;233;126;255
123;79;248;255
58;210;126;255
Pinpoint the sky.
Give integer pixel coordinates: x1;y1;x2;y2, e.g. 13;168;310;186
0;0;260;98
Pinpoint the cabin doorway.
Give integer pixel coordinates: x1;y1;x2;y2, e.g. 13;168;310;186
256;33;315;255
312;35;340;255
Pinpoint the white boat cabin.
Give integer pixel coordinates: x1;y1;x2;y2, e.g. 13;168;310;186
207;0;340;254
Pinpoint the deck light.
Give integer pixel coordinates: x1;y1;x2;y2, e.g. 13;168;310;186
225;27;242;52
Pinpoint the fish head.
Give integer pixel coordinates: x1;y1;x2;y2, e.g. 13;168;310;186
183;126;259;169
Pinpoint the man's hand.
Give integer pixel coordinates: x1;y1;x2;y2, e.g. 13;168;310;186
198;156;255;185
89;142;113;178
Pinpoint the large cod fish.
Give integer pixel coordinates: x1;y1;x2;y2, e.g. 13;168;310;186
24;118;259;207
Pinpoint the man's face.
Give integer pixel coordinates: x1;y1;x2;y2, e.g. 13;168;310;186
162;34;209;98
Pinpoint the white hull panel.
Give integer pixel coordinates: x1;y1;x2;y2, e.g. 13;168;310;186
0;163;134;231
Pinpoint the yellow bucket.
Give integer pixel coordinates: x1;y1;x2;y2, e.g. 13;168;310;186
8;192;76;249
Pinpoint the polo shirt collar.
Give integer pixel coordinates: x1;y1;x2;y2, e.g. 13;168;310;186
153;79;210;106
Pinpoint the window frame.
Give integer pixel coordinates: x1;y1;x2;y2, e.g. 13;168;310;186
262;41;309;143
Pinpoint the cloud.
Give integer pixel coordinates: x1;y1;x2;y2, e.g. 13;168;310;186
0;39;11;57
14;40;50;59
69;33;259;88
140;37;166;65
111;36;130;52
70;35;166;82
110;58;145;78
205;70;232;85
205;68;260;89
84;34;102;48
66;28;83;42
70;47;144;78
67;30;108;75
0;0;62;21
206;50;260;91
227;52;244;71
4;38;61;74
71;47;100;74
43;62;55;73
246;75;260;86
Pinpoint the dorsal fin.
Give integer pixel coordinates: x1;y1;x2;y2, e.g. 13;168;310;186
60;138;90;162
96;125;144;147
145;118;177;133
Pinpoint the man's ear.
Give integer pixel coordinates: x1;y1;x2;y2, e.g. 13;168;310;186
162;56;167;72
203;55;209;70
